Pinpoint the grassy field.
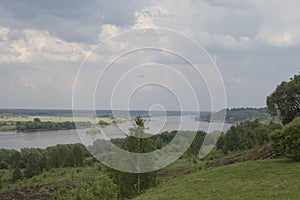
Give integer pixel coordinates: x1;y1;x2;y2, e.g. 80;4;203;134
136;159;300;200
0;116;112;124
0;116;116;132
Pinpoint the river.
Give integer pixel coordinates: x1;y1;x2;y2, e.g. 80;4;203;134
0;115;232;150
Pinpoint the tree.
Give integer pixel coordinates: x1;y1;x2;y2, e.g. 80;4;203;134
267;74;300;124
98;120;110;126
11;167;23;182
0;161;8;170
10;150;21;168
73;144;84;167
271;117;300;161
109;115;157;198
33;118;41;123
219;120;278;154
24;153;41;178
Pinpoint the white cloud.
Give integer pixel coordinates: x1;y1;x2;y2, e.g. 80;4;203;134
252;0;300;47
0;26;91;63
98;24;122;41
1;0;300;109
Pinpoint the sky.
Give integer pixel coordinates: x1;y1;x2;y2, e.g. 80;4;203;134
0;0;299;111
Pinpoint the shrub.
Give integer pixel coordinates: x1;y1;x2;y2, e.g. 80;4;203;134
271;117;300;161
62;175;119;200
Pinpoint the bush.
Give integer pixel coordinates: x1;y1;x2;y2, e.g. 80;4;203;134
271;117;300;161
62;176;119;200
98;120;110;126
219;120;279;154
0;161;8;169
11;167;23;182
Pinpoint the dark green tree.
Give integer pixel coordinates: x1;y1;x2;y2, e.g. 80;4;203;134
267;74;300;124
219;120;279;154
271;117;300;161
33;118;41;123
10;150;21;168
109;115;157;198
73;144;84;167
24;153;41;178
63;150;75;167
11;167;23;182
47;147;60;168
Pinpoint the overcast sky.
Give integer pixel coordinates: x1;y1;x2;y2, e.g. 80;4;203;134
0;0;299;111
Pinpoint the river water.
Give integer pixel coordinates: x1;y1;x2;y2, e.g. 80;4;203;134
0;116;232;150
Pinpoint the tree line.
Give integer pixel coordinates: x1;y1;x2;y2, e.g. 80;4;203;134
0;144;88;182
15;120;91;132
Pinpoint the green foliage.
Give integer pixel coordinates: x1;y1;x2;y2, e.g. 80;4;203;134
271;117;300;161
0;144;87;180
62;175;119;200
187;131;206;155
0;161;8;169
15;121;91;132
24;152;41;178
218;120;281;154
33;117;41;123
107;116;157;199
11;167;23;182
267;73;300;124
86;127;101;135
98;120;110;126
198;107;273;123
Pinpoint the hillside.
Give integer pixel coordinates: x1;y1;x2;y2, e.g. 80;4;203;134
136;159;300;200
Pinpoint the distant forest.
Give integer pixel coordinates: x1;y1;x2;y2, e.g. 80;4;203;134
0;109;203;118
197;107;277;124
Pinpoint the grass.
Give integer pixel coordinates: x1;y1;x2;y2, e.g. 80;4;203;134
136;159;300;200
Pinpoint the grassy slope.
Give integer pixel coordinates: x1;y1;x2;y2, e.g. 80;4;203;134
136;159;300;200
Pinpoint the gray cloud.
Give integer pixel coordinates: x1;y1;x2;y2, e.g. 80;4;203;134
0;0;300;109
0;0;147;42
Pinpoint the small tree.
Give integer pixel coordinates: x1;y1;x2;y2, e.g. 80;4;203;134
33;118;41;123
109;115;157;198
98;120;110;126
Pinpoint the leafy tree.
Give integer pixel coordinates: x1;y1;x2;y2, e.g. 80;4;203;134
10;150;21;168
63;150;76;167
188;131;206;155
47;147;61;168
24;153;41;178
108;115;157;198
267;74;300;124
219;120;279;154
98;120;110;126
11;167;23;182
33;118;41;123
0;161;8;170
271;117;300;161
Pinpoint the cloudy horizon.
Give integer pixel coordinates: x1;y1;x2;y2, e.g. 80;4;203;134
1;0;299;111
